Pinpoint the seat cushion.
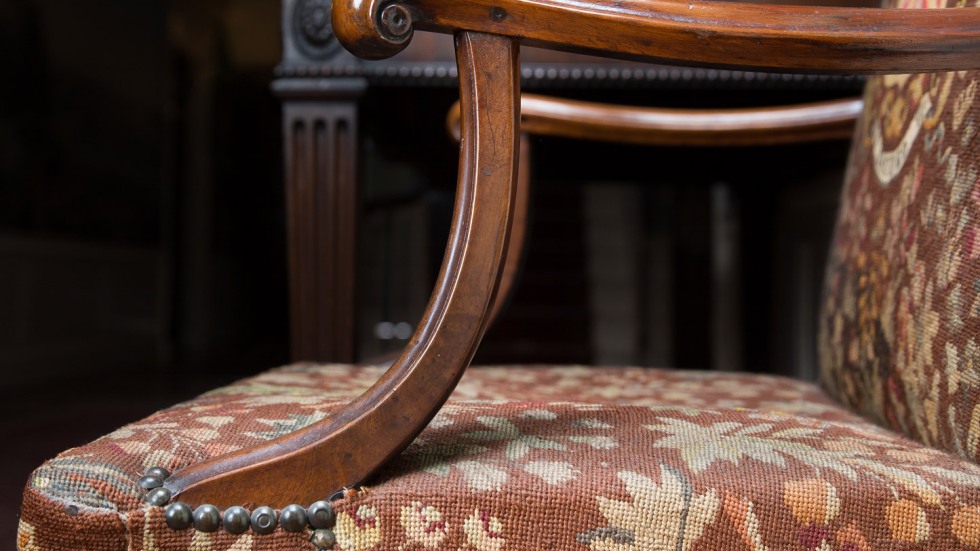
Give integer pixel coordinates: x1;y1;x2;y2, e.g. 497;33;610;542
18;364;980;550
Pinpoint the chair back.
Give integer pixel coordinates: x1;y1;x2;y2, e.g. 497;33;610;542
819;0;980;462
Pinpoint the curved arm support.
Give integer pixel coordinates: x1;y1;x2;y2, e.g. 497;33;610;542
488;134;531;325
334;0;980;73
445;107;532;327
449;95;862;147
521;95;863;146
163;32;520;508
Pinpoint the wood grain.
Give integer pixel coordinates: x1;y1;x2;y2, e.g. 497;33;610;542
333;0;980;73
163;31;520;508
284;101;360;362
488;134;531;325
519;95;862;146
449;95;862;147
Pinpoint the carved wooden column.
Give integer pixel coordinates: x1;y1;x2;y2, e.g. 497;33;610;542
274;0;367;361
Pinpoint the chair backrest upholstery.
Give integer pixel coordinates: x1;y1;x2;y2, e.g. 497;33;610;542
819;0;980;463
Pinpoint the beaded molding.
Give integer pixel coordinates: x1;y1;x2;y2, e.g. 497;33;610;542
139;467;340;550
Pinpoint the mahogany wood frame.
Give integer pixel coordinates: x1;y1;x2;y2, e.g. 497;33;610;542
449;95;864;147
164;0;980;508
166;31;519;508
334;0;980;71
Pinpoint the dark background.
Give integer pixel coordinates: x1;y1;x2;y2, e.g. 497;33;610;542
1;1;287;543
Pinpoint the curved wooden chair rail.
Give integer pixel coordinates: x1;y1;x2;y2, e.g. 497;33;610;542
448;95;863;147
163;0;980;510
333;0;980;72
448;94;861;321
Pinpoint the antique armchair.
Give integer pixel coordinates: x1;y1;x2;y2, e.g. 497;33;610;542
18;0;980;550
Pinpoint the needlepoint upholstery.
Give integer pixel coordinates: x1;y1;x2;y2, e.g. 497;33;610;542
17;364;980;549
18;1;980;549
819;0;980;465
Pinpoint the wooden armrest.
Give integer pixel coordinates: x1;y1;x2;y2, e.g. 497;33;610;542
334;0;980;73
448;95;863;146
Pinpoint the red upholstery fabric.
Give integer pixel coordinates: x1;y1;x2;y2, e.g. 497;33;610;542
818;0;980;464
18;364;980;549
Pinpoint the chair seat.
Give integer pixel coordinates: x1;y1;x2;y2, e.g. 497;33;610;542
18;364;980;550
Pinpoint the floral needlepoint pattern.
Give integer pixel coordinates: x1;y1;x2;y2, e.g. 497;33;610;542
886;499;931;543
336;506;381;551
465;415;567;460
18;363;980;549
834;523;870;551
952;506;980;547
463;510;505;551
819;5;980;466
784;479;840;550
722;493;768;551
244;411;328;440
579;466;719;550
399;501;448;548
784;479;840;526
16;521;37;551
523;461;576;485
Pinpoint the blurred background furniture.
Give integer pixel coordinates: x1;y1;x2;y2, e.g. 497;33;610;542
274;0;874;375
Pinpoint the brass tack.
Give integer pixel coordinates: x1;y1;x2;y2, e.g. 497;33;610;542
281;504;309;532
145;467;171;480
308;500;336;529
145;487;172;506
193;504;222;532
165;502;193;530
223;506;251;535
311;528;337;550
138;475;163;490
251;506;278;535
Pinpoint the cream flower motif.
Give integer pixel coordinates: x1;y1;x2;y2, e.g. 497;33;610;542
103;417;230;469
464;416;567;460
400;501;448;548
336;506;382;551
523;461;576;485
244;411;328;440
573;418;613;429
225;534;255;551
578;466;720;550
646;418;840;474
463;510;505;551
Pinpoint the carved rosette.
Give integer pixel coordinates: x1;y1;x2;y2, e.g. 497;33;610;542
292;0;342;60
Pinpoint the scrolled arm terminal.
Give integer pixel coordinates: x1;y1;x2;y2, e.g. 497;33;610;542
332;0;415;59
